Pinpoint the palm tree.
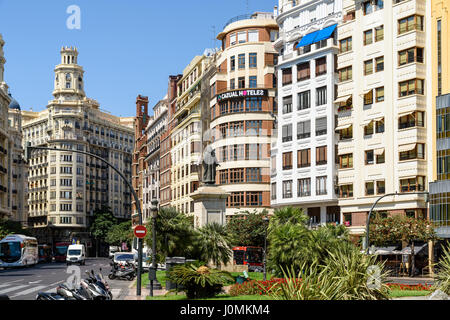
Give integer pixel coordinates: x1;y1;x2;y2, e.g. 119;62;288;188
269;207;308;231
194;223;233;268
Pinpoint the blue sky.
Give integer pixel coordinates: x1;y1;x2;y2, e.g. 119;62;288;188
0;0;277;117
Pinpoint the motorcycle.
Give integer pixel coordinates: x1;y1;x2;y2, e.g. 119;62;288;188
108;261;136;281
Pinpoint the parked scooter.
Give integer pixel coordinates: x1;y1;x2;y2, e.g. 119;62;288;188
108;261;136;281
35;291;66;300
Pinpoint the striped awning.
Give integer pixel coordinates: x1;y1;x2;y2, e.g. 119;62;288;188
334;95;352;104
335;123;352;131
398;143;417;153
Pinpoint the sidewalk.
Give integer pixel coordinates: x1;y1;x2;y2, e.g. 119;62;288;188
386;276;435;285
121;281;168;300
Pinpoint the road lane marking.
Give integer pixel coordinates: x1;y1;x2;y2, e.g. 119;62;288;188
28;280;42;284
0;285;29;295
10;285;47;298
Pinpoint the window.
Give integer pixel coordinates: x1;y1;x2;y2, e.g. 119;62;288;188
230;56;235;71
298;90;310;110
316;117;327;136
248;30;259;42
376;150;385;164
315;57;327;76
249;76;257;88
365;150;374;165
298;178;311;197
375;25;384;41
60;191;72;199
247;192;262;206
271;183;277;200
316;86;327;106
238;54;245;69
363;1;373;15
297;120;311;139
246;168;261;182
316;146;327;165
245;98;262;111
60;216;72;224
297;62;310;81
375;87;384;102
282;68;292;85
282;124;293;142
364;30;373;45
282;152;293;170
364;90;373;105
398;47;424;65
364;121;374;135
365;182;375;196
249;53;257;68
283;95;292;114
66;82;71;89
399;79;424;97
375;56;384;72
316;176;327;196
60;204;72;212
283;180;293;199
339;37;352;53
238;77;245;88
229;192;244;207
398;15;424;35
399;143;425;161
339;153;353;169
377;181;385;194
364;59;373;75
238;31;246;43
338;66;352;82
339;184;353;198
376;119;385;133
246;120;262;136
343;10;355;22
400;176;425;192
339;125;353;140
297;149;311;168
399;111;424;129
60;166;72;174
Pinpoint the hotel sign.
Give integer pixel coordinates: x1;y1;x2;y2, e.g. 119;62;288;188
217;89;267;102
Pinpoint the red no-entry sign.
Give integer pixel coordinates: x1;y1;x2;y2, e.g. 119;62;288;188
134;225;147;238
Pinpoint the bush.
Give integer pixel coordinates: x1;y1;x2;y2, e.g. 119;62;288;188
167;263;234;299
387;283;432;291
433;244;450;294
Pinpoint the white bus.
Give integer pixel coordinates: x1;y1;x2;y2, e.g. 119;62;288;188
0;234;38;268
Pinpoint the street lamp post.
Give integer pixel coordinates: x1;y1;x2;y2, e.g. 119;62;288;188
25;144;145;296
149;199;162;296
262;216;270;281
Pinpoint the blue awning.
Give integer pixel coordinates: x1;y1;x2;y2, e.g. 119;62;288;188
296;30;319;48
313;24;337;43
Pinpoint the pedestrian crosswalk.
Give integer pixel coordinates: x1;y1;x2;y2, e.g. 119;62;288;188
0;280;123;299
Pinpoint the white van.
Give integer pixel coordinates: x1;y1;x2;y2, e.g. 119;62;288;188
66;244;86;265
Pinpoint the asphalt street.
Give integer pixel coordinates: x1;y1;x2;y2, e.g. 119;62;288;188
0;258;132;300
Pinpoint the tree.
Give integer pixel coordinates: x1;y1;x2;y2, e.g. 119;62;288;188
226;209;269;247
105;220;133;247
0;219;30;240
194;223;234;268
144;207;196;262
368;215;437;276
267;206;352;276
89;207;117;257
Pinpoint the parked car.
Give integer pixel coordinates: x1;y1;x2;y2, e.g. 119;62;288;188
113;252;135;266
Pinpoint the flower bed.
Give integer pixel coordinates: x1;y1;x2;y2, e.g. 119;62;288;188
386;283;432;291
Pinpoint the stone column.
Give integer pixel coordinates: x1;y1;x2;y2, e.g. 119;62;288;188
190;185;230;228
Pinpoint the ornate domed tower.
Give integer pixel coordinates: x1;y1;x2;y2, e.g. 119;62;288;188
52;46;85;101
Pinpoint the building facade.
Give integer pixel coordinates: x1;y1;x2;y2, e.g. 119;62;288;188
171;54;215;216
271;0;342;226
430;0;450;239
0;34;12;220
22;47;134;249
209;12;278;218
336;0;429;239
142;97;168;222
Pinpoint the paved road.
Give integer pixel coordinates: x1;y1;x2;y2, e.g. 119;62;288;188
0;258;133;300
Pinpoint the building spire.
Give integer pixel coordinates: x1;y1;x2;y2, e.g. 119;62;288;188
52;46;85;101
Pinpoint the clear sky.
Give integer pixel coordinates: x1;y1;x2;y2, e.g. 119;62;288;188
0;0;277;117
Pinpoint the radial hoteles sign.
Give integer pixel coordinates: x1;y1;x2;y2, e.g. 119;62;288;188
217;89;267;102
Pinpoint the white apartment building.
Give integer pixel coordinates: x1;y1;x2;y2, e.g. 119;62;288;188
22;47;134;247
142;97;168;223
271;0;343;225
336;0;430;239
